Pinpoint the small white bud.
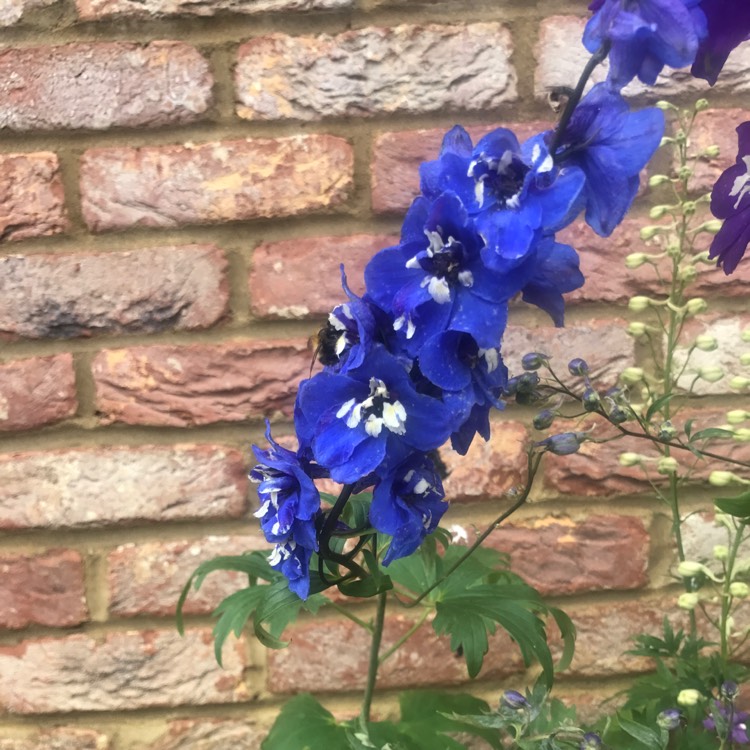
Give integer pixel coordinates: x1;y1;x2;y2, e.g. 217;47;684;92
732;428;750;442
625;252;649;269
698;365;724;383
726;410;748;425
678;592;700;610
730;376;750;390
649;205;670;220
679;265;698;283
678;560;705;577
742;328;750;343
700;219;723;234
627;321;647;337
741;352;750;366
657;100;676;111
658;456;679;474
621;367;644;385
640;225;664;241
694;334;718;351
677;689;703;707
649;174;671;187
628;296;652;312
694;98;710;112
709;471;737;487
730;582;750;598
714;545;729;561
686;298;708;315
704;145;720;158
619;452;643;467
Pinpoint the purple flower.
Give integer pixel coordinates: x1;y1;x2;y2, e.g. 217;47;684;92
692;0;750;85
709;121;750;274
704;700;750;744
584;0;706;89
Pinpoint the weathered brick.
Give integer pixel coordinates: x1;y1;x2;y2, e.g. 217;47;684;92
0;42;211;132
0;0;59;26
502;319;634;385
235;24;517;122
0;549;87;629
267;614;522;693
80;136;353;232
77;0;349;19
0;354;77;432
0;629;247;713
371;122;552;215
0;728;109;750
439;421;529;502
0;152;67;241
93;340;310;427
679;511;750;577
0;245;228;339
481;515;650;595
145;720;263;750
249;234;394;319
535;16;750;99
108;534;270;618
0;445;247;529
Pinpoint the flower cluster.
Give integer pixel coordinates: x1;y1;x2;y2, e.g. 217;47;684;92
249;0;750;597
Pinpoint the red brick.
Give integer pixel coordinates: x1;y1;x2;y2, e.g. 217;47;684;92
108;534;270;618
267;614;522;693
0;152;67;241
250;234;395;319
0;550;87;629
0;728;110;750
77;0;349;18
0;629;247;713
145;720;262;750
481;515;650;596
371;122;552;215
0;0;60;26
80;136;354;232
502;319;634;386
439;421;529;502
93;340;310;427
0;42;211;132
0;354;77;432
535;16;750;99
0;445;247;529
0;245;228;339
236;24;516;122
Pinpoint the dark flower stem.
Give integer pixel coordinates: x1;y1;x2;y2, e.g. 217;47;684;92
360;587;388;727
549;41;612;160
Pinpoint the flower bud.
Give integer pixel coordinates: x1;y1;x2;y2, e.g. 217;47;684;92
694;334;718;351
679;265;698;283
649;205;670;220
657;100;676;110
657;708;682;731
625;252;649;268
677;689;703;707
537;432;586;456
627;321;648;337
727;410;749;424
714;545;729;560
733;428;750;442
700;219;723;234
657;456;679;474
533;409;555;431
608;405;629;424
522;352;548;371
620;367;644;385
501;690;529;711
649;174;671;187
730;376;750;390
703;145;721;158
742;328;750;343
709;471;737;487
582;387;600;411
659;421;677;439
628;296;652;312
721;681;739;700
568;358;589;376
678;592;700;610
619;452;644;467
678;560;705;577
741;352;750;366
580;733;603;750
679;166;693;181
640;225;664;241
694;98;709;111
730;582;749;598
698;365;724;383
686;298;708;315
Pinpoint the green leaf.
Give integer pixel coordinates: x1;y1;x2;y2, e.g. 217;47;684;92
254;579;326;649
211;586;267;665
715;490;750;519
646;393;676;421
549;607;576;672
684;419;695;440
262;694;349;750
689;428;735;443
617;717;665;750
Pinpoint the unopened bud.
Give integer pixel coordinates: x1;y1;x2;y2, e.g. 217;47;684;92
629;296;652;312
677;689;703;707
501;690;529;711
641;225;664;241
659;421;677;439
695;334;718;351
582;387;600;412
533;409;556;431
734;428;750;442
695;98;710;111
649;174;671;187
686;298;708;315
710;471;737;487
656;100;676;111
730;376;750;390
704;145;720;158
658;456;679;474
741;352;750;366
657;708;682;731
700;219;723;234
678;592;700;610
649;205;669;220
537;432;585;456
742;328;750;343
580;733;603;750
619;452;643;467
627;321;648;337
678;560;705;577
679;166;694;181
714;545;729;561
522;352;548;371
621;367;644;385
721;681;739;701
698;365;724;383
679;265;698;283
625;252;649;268
727;410;749;424
730;582;750;598
568;358;589;377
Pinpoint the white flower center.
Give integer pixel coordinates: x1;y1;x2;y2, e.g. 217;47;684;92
730;155;750;210
336;377;407;437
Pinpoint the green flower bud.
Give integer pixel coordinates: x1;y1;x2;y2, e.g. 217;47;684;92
677;689;703;707
658;456;679;474
621;367;644;385
701;219;723;234
678;592;700;610
649;174;671;187
740;352;750;366
627;321;648;337
625;252;649;268
703;145;720;158
659;421;677;439
727;410;748;424
678;560;704;577
714;545;729;561
686;298;708;315
698;365;724;382
710;471;737;487
730;376;750;390
628;296;652;312
619;452;643;467
742;328;750;343
730;582;750;598
733;428;750;442
694;334;718;351
679;265;698;283
649;205;670;220
640;225;664;241
679;166;693;181
582;387;600;412
657;709;682;731
694;98;710;111
657;100;676;111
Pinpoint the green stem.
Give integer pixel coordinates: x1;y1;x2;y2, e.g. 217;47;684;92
360;590;387;727
327;601;374;632
378;609;429;665
721;520;747;665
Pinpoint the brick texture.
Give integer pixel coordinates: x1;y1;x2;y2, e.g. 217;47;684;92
249;234;394;319
145;720;263;750
77;0;349;18
0;354;77;432
0;0;59;26
0;42;212;131
79;136;354;232
0;728;110;750
235;24;517;122
0;629;247;713
93;340;310;426
0;152;67;241
0;246;229;339
0;445;248;529
0;550;87;630
108;535;270;617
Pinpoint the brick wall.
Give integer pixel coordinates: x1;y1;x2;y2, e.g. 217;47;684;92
0;2;748;747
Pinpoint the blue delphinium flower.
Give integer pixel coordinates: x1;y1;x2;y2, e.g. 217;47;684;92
295;344;454;484
370;452;448;564
691;0;750;85
250;423;322;598
585;0;707;89
542;83;664;236
708;121;750;274
704;701;750;744
365;192;511;355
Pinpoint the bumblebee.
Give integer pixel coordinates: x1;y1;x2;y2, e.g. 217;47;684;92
310;320;343;370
